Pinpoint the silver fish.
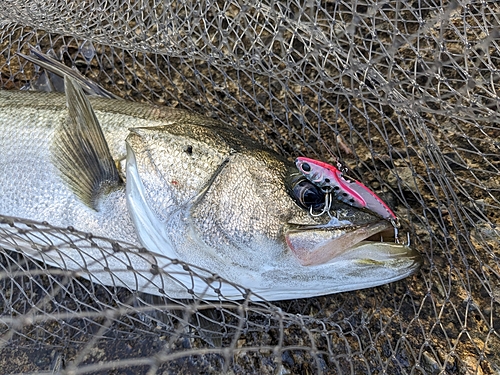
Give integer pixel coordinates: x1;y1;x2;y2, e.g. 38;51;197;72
0;77;421;301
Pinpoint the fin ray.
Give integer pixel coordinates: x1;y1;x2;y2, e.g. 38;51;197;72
52;77;122;209
18;47;119;99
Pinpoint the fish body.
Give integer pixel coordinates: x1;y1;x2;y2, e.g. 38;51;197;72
0;88;156;245
0;78;421;300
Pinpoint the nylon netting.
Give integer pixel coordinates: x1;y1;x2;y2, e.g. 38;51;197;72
0;0;499;373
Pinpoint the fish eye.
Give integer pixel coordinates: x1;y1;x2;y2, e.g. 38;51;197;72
292;179;325;210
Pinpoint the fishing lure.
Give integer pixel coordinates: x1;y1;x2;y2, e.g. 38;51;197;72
295;157;398;224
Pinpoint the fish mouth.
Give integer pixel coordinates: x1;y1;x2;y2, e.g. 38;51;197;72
285;220;421;267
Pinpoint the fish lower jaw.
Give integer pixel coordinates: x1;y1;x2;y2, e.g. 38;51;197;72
285;220;420;267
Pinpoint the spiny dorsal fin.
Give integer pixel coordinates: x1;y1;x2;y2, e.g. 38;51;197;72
52;77;122;209
19;47;119;99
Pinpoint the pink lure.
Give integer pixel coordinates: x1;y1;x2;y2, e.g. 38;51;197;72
295;157;397;221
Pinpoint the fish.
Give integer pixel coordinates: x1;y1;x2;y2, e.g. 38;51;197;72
0;75;422;301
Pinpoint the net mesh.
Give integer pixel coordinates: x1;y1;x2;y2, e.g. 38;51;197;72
0;0;499;373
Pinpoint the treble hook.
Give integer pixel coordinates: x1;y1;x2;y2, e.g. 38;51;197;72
390;218;400;243
309;192;333;218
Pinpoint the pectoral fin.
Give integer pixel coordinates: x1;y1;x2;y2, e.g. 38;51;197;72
52;77;122;209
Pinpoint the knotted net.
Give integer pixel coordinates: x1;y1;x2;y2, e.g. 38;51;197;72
0;0;499;373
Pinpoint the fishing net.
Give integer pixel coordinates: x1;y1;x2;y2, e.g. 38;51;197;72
0;0;499;373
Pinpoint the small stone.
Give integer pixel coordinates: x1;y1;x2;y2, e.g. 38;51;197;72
461;355;484;375
386;167;419;192
422;351;441;374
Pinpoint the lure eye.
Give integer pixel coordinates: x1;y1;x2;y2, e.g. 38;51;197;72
301;162;311;172
292;179;325;210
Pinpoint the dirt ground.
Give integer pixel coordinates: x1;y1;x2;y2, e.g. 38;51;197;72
0;2;499;373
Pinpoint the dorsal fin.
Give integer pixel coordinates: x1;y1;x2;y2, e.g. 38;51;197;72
18;47;119;99
52;77;122;209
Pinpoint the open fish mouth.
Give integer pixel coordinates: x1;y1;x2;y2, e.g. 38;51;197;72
285;219;421;267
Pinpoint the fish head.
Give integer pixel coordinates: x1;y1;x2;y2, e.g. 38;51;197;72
125;122;421;299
